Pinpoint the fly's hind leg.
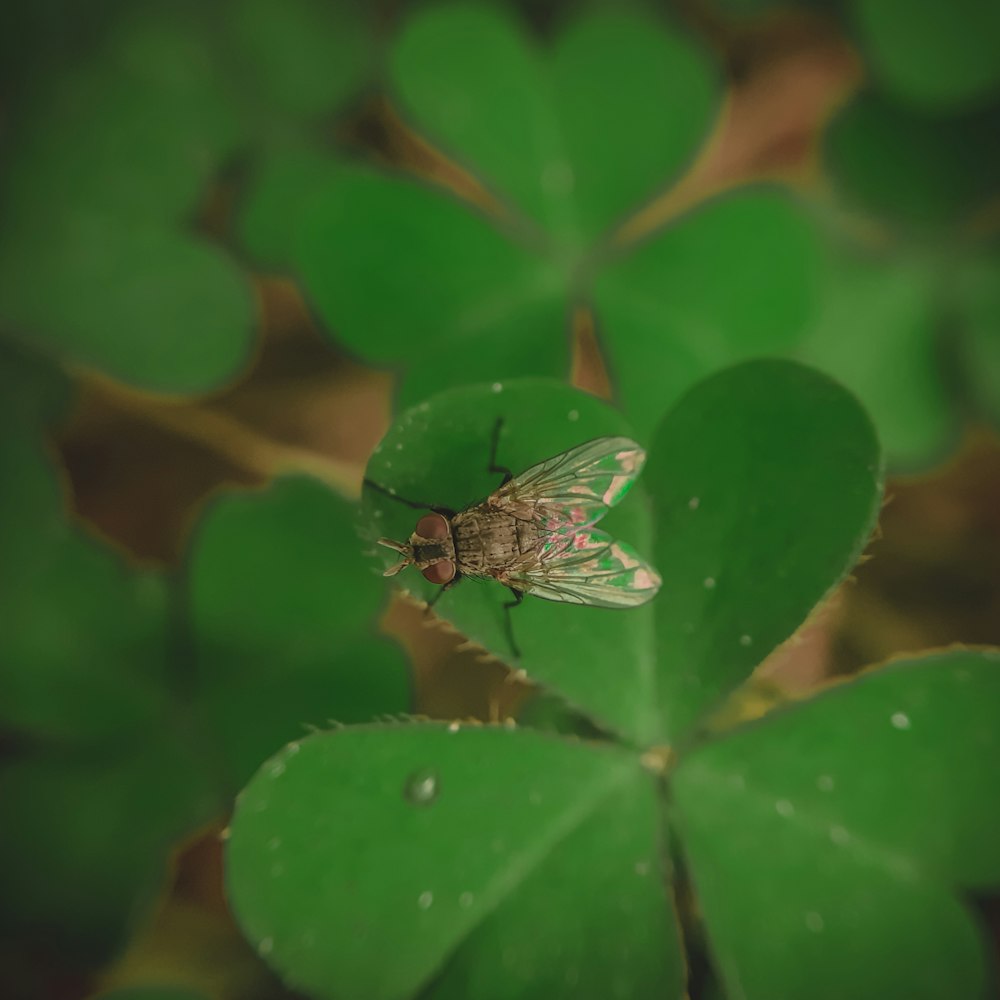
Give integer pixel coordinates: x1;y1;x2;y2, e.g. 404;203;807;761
488;418;513;487
502;587;523;659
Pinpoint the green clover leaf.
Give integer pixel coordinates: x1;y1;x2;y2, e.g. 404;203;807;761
239;3;822;441
219;362;1000;1000
0;0;373;393
815;90;1000;465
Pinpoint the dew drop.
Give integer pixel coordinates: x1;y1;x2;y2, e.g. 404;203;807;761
703;577;716;590
891;711;911;730
739;634;752;647
417;891;434;910
447;720;461;733
775;799;794;818
219;826;231;841
384;459;392;469
373;509;383;518
688;496;700;510
459;891;474;909
491;382;503;393
528;789;542;805
567;409;579;422
816;774;834;792
267;836;281;851
728;773;745;790
269;760;286;778
404;769;440;806
258;936;274;956
286;741;300;755
634;860;650;876
270;862;284;878
805;911;825;933
395;442;403;451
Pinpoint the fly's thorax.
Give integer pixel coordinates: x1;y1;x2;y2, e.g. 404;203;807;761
451;505;541;576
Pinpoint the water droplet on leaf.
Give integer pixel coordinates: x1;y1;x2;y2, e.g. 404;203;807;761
404;769;440;806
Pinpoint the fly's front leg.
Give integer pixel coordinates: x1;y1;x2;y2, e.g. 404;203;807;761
502;587;523;659
488;418;513;487
363;477;456;518
425;574;462;614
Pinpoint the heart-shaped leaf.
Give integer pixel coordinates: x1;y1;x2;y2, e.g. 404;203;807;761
190;477;411;788
593;190;824;439
226;724;681;1000
647;360;883;741
671;649;1000;999
390;4;719;245
848;0;1000;110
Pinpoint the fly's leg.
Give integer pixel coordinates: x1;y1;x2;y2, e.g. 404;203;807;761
502;587;523;659
488;418;513;487
425;574;462;614
363;477;456;518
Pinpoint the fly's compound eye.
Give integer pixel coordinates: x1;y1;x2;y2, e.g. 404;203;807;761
415;513;449;539
421;560;455;585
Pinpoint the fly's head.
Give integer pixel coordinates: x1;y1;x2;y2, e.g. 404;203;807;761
378;513;456;585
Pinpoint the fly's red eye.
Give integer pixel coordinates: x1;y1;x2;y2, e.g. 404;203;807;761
422;560;455;585
415;513;449;539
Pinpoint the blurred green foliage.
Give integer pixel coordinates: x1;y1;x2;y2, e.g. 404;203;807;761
0;0;998;998
0;355;407;973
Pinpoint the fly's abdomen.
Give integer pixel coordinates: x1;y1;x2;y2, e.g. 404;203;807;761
453;508;538;576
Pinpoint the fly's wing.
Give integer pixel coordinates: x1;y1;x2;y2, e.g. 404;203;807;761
488;437;646;531
503;527;661;608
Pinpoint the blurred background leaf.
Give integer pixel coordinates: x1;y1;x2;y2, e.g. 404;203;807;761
189;477;411;789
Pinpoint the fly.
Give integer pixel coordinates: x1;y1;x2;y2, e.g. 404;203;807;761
364;419;661;657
